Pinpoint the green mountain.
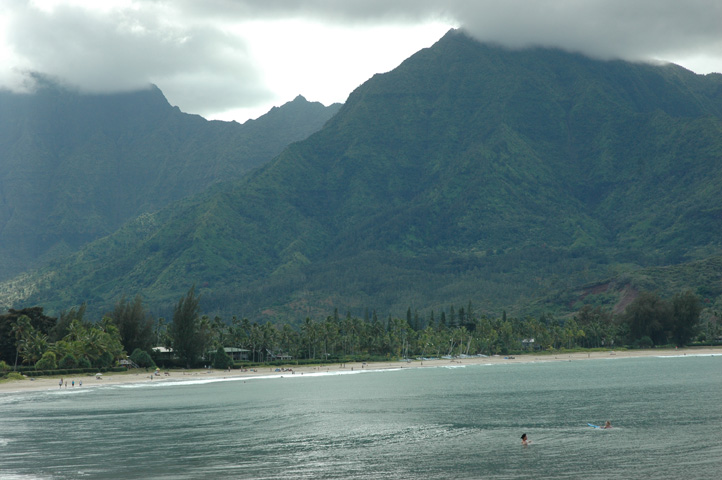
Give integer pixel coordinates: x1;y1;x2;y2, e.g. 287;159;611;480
3;30;722;321
0;79;341;279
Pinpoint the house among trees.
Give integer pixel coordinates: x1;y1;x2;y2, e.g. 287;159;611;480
266;349;292;361
152;346;174;362
223;347;250;361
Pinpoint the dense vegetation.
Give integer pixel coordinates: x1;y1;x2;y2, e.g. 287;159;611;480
2;30;721;324
1;306;123;373
2;286;717;376
0;81;340;280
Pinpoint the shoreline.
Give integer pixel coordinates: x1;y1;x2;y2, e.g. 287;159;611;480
2;346;721;394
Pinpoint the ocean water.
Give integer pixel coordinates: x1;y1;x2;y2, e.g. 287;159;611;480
1;355;721;479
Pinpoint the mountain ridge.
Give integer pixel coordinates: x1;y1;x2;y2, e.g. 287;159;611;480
0;82;341;279
2;30;721;321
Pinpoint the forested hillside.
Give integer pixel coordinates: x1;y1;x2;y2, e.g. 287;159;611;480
0;80;340;279
2;30;721;322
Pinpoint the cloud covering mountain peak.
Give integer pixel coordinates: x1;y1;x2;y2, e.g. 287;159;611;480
1;0;719;122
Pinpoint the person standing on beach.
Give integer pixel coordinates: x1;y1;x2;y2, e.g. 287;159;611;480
59;378;63;389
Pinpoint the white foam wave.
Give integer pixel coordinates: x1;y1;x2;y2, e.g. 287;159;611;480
654;353;720;358
100;367;380;390
0;472;52;480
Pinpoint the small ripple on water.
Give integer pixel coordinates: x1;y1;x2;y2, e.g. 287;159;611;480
1;356;721;479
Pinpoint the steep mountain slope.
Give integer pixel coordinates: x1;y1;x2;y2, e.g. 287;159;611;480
3;30;721;320
0;81;340;279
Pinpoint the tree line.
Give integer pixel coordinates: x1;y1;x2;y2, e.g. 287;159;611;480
1;286;716;373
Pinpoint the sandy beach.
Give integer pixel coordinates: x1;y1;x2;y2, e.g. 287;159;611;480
2;347;721;394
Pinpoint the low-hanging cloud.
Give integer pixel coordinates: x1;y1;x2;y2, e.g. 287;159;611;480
1;0;720;120
454;0;722;63
2;0;273;115
176;0;722;64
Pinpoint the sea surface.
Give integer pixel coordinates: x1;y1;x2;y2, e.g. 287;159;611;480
1;355;721;479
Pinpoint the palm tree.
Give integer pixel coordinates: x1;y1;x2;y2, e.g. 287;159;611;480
249;322;262;363
212;316;226;347
11;316;33;371
83;327;109;362
21;331;49;366
301;317;316;359
66;319;87;343
279;324;298;359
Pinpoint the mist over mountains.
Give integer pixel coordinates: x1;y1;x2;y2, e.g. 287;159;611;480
0;81;340;279
2;30;721;322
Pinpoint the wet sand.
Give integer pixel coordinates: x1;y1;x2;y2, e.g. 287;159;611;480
2;347;720;394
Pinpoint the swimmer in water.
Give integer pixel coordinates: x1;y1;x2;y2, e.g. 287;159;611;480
521;433;531;446
603;420;612;429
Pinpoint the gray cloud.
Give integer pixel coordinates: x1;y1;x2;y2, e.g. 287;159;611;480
2;0;720;121
175;0;722;65
452;0;722;64
3;0;273;115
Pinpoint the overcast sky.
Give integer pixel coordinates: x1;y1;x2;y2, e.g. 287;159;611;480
2;0;721;123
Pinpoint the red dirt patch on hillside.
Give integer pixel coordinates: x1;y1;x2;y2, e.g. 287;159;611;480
613;286;639;314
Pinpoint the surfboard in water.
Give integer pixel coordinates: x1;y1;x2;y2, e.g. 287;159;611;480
588;423;601;429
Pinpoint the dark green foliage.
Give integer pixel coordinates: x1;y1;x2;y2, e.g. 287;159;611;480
0;82;340;282
77;356;92;369
620;290;704;346
51;304;86;343
94;351;114;369
212;346;233;370
622;292;672;345
35;351;57;370
634;336;654;349
2;31;722;322
574;305;615;348
169;286;204;368
671;290;702;346
58;353;77;369
0;307;56;364
112;296;154;354
129;348;156;368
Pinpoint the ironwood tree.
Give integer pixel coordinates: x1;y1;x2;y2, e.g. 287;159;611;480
169;286;205;368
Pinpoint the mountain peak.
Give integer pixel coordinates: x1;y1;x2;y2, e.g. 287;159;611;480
0;81;340;285
3;31;721;321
